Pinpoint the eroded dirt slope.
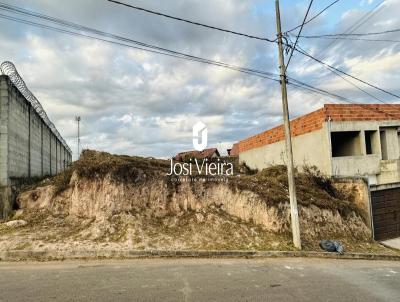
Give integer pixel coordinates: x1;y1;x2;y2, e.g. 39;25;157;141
0;150;392;253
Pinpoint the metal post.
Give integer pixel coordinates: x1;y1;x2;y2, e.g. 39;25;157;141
275;0;301;249
75;116;81;159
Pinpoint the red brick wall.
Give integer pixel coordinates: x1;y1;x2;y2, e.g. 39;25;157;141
238;108;326;153
238;104;400;154
325;104;400;121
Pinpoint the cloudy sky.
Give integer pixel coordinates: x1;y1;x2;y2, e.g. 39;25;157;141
0;0;399;159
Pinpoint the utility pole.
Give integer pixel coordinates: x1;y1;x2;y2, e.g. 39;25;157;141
275;0;301;249
75;116;81;159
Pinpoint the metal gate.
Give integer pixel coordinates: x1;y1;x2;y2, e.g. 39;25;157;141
371;188;400;240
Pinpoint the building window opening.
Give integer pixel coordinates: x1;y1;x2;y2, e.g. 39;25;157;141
365;130;377;155
331;131;362;157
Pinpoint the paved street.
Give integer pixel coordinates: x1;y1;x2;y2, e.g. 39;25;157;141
382;237;400;250
0;258;399;301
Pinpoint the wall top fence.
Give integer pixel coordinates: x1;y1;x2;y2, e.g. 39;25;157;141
0;61;71;154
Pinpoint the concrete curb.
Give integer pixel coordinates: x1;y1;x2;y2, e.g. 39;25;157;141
0;249;399;262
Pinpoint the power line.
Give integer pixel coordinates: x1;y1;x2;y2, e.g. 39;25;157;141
341;0;386;34
288;78;400;121
294;46;400;100
0;5;282;82
287;77;353;103
285;0;313;70
297;36;400;43
286;35;387;104
106;0;276;42
295;44;386;103
301;27;400;38
285;0;340;33
1;2;392;113
292;0;386;70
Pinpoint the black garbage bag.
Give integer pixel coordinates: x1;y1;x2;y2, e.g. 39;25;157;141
319;240;344;254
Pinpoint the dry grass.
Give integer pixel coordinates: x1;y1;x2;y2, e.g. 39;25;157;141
74;149;169;182
21;150;366;221
228;165;366;220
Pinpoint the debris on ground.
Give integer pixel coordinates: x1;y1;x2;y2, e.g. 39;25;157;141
3;220;27;228
320;240;345;254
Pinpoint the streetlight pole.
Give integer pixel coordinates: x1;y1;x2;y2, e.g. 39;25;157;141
75;116;81;159
275;0;301;249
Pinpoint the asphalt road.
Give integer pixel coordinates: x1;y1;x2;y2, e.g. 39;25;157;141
0;258;399;302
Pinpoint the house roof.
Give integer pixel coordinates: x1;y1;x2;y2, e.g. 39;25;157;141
229;143;239;156
237;104;400;154
174;148;220;160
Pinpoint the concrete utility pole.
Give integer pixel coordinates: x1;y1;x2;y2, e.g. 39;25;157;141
275;0;301;249
75;116;81;159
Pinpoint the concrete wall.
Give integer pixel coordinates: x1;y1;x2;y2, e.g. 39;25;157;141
239;118;400;188
380;127;399;160
42;125;51;176
50;133;57;175
8;86;30;179
0;76;8;186
329;120;400;185
0;75;72;219
239;125;332;174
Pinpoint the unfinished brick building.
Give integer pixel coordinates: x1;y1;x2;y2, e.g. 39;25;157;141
237;104;400;240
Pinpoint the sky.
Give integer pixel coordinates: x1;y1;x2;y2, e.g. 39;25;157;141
0;0;399;159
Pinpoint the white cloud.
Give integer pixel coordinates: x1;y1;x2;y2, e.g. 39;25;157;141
1;0;399;160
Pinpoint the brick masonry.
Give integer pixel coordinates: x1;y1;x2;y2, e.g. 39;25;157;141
238;104;400;153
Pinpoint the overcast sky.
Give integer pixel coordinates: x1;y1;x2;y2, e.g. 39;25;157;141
0;0;399;159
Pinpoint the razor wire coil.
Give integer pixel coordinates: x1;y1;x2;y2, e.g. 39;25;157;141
0;61;72;154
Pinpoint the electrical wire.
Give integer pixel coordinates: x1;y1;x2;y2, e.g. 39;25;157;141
292;0;386;71
301;27;400;38
0;7;281;82
287;77;353;103
106;0;276;42
285;0;340;33
294;46;400;100
285;0;313;70
288;79;400;120
1;2;393;115
297;36;400;43
295;44;386;103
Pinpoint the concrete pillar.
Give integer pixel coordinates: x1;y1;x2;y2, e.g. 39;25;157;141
55;136;58;174
0;76;10;219
360;130;367;155
49;131;52;175
41;122;43;177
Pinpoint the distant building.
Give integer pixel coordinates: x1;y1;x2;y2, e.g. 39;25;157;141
174;148;220;161
236;104;400;241
227;143;239;157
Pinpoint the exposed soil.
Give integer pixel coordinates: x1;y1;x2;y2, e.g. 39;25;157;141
0;150;396;255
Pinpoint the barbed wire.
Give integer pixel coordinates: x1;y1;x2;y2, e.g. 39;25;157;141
0;61;71;153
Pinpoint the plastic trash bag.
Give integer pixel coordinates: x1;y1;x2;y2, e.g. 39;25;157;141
319;240;344;254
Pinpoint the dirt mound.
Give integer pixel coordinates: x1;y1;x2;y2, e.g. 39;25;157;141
0;150;389;253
